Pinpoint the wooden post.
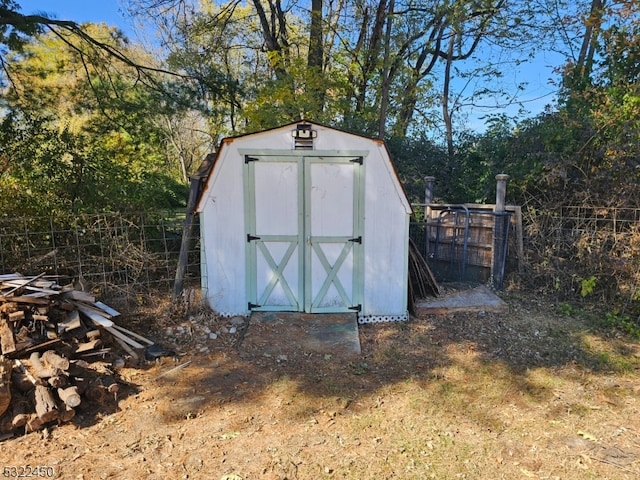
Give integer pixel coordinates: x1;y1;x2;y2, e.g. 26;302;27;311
424;176;436;259
424;177;436;216
493;174;510;289
495;174;509;212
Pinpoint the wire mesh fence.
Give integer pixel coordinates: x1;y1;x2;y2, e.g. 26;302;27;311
515;205;640;304
411;203;640;305
2;205;638;309
0;211;201;300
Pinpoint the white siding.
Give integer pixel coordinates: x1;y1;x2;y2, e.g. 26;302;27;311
198;147;247;316
197;123;412;320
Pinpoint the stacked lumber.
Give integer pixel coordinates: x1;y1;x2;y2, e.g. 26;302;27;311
0;273;155;436
408;238;440;315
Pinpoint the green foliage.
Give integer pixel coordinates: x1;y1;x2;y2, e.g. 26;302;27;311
0;23;188;215
0;1;43;53
557;302;579;316
604;311;640;339
385;135;448;203
579;276;597;298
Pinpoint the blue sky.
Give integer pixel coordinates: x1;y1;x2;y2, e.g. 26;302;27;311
18;1;129;30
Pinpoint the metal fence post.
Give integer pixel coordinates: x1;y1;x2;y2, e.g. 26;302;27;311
493;174;510;289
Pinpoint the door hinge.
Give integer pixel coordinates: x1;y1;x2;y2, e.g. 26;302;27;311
248;302;261;310
247;234;261;242
348;236;362;244
349;304;362;312
350;156;364;165
245;155;259;164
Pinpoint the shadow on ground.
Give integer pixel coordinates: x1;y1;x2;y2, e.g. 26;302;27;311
147;288;640;423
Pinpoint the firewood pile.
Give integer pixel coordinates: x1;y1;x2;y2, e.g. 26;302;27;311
0;273;158;437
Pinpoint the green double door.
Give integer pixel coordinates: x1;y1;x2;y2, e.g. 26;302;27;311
243;151;365;313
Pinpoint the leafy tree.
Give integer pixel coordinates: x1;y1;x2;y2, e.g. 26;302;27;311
0;23;188;215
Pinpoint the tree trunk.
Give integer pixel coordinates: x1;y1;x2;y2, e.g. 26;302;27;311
442;29;456;160
576;0;606;79
378;0;395;138
308;0;323;70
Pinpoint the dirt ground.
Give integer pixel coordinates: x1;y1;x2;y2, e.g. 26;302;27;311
2;288;640;480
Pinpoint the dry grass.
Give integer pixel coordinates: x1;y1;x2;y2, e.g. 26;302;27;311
2;290;640;479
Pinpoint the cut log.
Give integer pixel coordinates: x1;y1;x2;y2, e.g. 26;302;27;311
33;385;58;423
8;311;25;322
57;401;75;423
47;376;68;388
57;386;81;408
29;352;63;379
0;302;19;313
0;355;11;417
0;317;16;354
10;395;29;429
25;413;44;433
86;329;101;341
41;350;70;371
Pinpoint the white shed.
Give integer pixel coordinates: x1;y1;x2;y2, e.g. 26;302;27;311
194;121;412;323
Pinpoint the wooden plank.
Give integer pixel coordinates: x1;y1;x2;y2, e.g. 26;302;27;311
93;301;120;317
109;335;140;363
0;318;16;354
1;273;47;296
63;290;96;303
0;296;50;305
112;325;154;345
104;326;144;349
5;339;61;358
71;301;113;319
0;273;24;281
77;308;113;328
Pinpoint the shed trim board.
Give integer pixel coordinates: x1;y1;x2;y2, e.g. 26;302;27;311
196;122;411;323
